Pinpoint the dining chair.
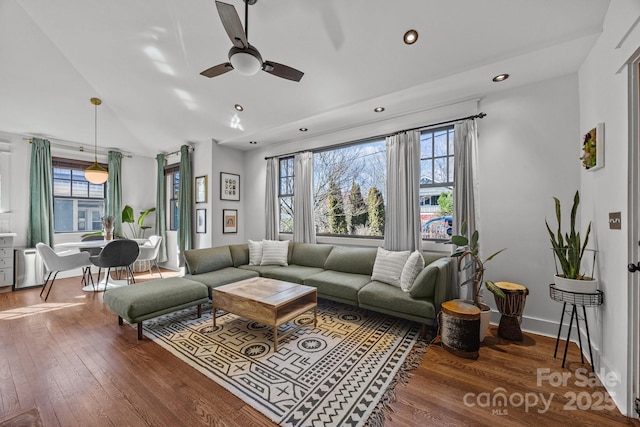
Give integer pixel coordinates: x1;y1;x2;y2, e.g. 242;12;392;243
136;235;163;278
89;239;140;291
80;234;104;284
36;243;93;301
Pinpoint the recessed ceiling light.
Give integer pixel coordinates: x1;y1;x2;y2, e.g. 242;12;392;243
249;141;257;145
234;104;244;111
299;127;308;132
492;74;509;82
374;107;385;113
403;29;418;45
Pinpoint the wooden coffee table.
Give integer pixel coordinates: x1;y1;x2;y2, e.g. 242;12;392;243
212;277;317;351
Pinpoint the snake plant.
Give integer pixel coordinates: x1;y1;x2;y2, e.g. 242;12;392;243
545;190;592;280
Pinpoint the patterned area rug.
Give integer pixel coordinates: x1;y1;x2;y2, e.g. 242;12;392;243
141;300;426;427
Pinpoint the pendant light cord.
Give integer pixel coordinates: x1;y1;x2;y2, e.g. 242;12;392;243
94;102;98;163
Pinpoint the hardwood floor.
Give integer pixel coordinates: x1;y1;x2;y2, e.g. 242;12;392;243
0;273;638;427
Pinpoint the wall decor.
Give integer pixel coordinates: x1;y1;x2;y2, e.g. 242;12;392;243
195;175;208;203
223;209;238;234
196;209;206;233
220;172;240;201
581;122;604;171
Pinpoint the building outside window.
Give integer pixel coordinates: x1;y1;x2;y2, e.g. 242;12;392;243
420;126;454;240
52;158;106;233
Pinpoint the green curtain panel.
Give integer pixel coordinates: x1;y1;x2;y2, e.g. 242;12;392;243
155;153;168;263
27;138;54;247
178;145;192;253
107;151;123;235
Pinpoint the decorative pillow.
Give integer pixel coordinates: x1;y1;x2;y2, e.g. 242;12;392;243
400;250;425;292
371;247;410;287
248;240;263;265
261;240;289;266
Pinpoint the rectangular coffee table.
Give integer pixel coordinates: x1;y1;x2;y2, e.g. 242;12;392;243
212;277;317;351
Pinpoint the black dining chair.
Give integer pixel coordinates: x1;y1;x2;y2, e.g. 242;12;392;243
89;239;140;291
80;234;104;285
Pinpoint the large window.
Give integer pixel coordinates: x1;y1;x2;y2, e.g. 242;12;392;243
165;164;180;231
52;158;106;233
420;126;454;240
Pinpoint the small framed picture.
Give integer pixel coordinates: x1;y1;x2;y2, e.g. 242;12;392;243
195;175;208;204
223;209;237;234
220;172;240;201
196;209;206;233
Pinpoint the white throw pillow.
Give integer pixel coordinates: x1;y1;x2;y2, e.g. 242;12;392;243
400;250;425;292
371;247;410;287
261;240;289;266
248;240;263;265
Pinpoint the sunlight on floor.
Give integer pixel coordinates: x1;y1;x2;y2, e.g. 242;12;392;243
0;302;85;320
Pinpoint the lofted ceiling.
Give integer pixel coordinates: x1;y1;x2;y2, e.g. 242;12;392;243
0;0;609;156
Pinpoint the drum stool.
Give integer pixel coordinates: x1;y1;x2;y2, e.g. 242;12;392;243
494;281;529;341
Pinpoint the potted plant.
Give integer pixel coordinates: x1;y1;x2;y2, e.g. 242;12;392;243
121;205;156;239
449;222;506;342
545;190;597;293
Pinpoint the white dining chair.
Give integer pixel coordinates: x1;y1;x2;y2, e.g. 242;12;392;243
36;243;93;301
136;235;163;278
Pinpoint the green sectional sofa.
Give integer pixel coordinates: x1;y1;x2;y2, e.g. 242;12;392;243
183;242;452;334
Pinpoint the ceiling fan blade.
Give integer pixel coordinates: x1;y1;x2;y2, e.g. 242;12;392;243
215;1;248;48
262;61;304;82
200;62;234;78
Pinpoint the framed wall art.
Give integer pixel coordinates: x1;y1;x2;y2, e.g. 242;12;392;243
223;209;238;234
220;172;240;201
581;122;604;172
195;175;208;203
196;209;206;233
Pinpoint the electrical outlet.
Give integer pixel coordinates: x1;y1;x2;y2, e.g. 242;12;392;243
609;212;621;230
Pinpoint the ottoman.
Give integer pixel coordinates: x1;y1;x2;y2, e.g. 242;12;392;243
104;277;210;340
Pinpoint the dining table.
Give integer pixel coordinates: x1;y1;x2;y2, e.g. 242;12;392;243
55;238;150;292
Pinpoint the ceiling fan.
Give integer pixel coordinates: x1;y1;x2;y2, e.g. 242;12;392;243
200;0;304;82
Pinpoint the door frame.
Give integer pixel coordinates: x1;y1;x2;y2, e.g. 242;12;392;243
628;54;640;418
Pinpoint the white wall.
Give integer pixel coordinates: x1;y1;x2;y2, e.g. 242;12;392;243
577;0;640;416
478;74;581;333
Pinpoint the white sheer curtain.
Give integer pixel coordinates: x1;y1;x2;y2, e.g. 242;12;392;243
293;152;316;243
265;158;279;240
384;130;421;251
454;119;480;300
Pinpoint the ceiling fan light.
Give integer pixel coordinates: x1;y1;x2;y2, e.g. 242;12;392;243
84;162;109;184
230;51;262;76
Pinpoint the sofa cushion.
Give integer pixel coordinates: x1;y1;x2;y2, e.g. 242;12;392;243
248;240;263;265
290;243;334;268
304;270;371;303
358;281;436;320
238;264;284;275
229;244;249;267
371;248;410;287
408;263;439;298
261;240;289;266
184;246;233;275
184;267;258;291
323;246;378;276
262;265;325;284
400;250;425;292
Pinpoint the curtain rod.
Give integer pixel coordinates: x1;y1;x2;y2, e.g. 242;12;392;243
264;112;486;160
163;146;194;158
23;137;133;158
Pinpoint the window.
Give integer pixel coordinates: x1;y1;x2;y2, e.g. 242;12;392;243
420;126;454;240
52;158;106;233
165;164;180;231
278;157;294;233
314;139;386;237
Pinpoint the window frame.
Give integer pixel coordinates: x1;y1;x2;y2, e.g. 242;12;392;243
278;156;294;234
165;163;180;231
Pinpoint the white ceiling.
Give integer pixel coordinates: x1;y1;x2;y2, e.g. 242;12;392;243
0;0;609;156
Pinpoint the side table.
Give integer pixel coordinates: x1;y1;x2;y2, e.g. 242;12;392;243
549;284;603;372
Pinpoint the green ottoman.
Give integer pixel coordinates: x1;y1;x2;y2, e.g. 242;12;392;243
104;277;210;340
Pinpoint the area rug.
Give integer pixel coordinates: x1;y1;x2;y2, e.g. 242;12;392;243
141;300;426;427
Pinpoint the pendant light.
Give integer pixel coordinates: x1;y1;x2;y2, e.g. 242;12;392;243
84;97;109;184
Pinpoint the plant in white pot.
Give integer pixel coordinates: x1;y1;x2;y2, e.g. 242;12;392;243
545;190;597;293
449;222;506;342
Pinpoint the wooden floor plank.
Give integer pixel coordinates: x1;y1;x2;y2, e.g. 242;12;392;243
0;272;637;426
